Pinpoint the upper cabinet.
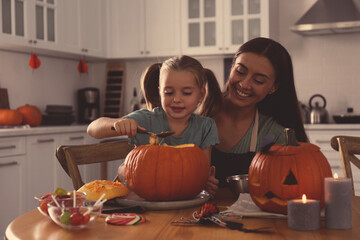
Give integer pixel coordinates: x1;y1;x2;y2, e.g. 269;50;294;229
107;0;181;59
0;0;60;51
59;0;106;58
181;0;278;55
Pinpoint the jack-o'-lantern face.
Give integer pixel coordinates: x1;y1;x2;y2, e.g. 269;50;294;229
248;142;332;214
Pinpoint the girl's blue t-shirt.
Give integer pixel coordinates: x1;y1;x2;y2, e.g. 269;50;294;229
123;107;219;149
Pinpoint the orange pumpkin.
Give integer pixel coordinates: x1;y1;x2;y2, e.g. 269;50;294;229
17;104;42;127
123;143;209;201
248;129;332;214
0;109;23;126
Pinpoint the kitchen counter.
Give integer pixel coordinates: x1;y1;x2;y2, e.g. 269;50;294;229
0;125;89;137
305;124;360;130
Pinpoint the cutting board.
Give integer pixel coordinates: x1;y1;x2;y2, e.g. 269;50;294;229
0;88;10;109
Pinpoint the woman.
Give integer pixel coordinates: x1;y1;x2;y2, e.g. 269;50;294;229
205;37;308;191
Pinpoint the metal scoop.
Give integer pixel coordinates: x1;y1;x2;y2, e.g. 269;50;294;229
111;127;175;138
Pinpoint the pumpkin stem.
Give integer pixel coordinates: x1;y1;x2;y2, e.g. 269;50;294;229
284;128;299;146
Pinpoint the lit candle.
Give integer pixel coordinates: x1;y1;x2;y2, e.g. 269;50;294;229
325;173;352;229
287;194;320;231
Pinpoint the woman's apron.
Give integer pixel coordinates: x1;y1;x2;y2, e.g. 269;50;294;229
211;109;259;187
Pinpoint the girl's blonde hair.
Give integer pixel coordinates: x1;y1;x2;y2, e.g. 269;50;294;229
141;55;222;117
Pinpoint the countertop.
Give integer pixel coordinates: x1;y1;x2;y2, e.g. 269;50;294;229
305;124;360;130
0;124;89;137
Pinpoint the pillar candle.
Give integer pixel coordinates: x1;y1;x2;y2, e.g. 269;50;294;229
325;174;352;229
287;194;320;231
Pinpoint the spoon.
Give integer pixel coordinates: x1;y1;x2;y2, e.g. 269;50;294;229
111;127;175;138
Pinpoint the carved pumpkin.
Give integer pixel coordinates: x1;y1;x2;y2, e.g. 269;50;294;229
248;129;332;214
0;109;23;126
17;104;42;127
123;143;209;201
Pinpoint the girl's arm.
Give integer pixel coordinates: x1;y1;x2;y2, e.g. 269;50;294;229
87;117;140;139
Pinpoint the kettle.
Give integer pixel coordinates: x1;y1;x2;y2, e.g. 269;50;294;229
309;94;329;124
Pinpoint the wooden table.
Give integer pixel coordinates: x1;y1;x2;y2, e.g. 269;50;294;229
6;189;360;240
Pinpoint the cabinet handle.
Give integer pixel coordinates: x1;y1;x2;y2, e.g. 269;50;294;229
219;47;222;50
33;40;37;44
331;165;341;169
28;40;33;44
37;139;55;143
0;161;18;167
140;51;144;54
145;51;150;54
0;145;16;150
315;140;329;144
69;136;84;141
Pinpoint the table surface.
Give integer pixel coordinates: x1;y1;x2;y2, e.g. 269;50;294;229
6;189;360;240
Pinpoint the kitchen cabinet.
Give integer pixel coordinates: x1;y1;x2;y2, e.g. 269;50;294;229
181;0;278;55
0;137;26;237
0;0;61;52
305;125;360;196
107;0;180;58
59;0;106;58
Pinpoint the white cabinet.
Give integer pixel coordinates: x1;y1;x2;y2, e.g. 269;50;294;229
0;137;26;237
306;125;360;196
107;0;180;58
181;0;278;55
0;0;60;51
59;0;105;58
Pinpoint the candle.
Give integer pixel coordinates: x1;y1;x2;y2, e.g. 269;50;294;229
325;173;352;229
287;194;320;231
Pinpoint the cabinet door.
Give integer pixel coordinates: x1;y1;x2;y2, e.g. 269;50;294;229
0;155;25;237
25;134;59;212
181;0;223;55
144;0;181;57
79;0;105;57
107;0;145;58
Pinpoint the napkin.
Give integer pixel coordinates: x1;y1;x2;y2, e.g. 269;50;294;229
220;193;287;219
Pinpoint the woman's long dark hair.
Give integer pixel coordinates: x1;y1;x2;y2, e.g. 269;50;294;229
225;37;308;142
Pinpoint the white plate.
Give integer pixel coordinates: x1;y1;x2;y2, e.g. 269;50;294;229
115;191;210;210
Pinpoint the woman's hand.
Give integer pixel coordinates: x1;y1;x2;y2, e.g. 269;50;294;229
206;166;219;198
113;119;139;136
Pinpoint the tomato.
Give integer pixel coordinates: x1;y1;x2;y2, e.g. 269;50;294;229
40;198;51;215
82;214;90;224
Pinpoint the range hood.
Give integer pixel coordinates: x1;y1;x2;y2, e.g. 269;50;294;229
291;0;360;36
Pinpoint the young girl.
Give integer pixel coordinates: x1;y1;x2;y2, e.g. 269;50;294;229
87;55;222;164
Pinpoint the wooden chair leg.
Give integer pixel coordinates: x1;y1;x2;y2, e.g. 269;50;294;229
101;162;107;180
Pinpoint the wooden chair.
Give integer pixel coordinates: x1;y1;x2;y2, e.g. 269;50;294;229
330;135;360;196
56;139;134;190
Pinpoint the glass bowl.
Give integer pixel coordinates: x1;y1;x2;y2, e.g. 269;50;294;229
34;191;87;217
47;201;103;230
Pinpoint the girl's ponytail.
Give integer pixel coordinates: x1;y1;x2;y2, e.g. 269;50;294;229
141;63;162;110
197;68;223;117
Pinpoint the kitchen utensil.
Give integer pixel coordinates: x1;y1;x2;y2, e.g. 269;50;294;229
333;108;360;123
111;127;175;138
226;174;249;198
299;101;310;123
309;94;329;124
0;88;10;109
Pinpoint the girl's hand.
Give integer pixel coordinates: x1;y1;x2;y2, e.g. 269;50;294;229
206;166;219;198
113;119;139;136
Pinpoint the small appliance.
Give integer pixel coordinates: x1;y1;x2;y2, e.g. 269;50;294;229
78;88;100;123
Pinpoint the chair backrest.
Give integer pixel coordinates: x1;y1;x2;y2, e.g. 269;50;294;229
56;139;134;190
330;135;360;196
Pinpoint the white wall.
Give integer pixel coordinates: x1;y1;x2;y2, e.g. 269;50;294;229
0;50;106;122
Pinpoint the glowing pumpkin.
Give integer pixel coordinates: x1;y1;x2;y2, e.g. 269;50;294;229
17;104;42;127
0;109;23;126
123;143;209;201
248;128;332;214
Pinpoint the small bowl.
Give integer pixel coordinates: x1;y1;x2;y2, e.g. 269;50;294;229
226;174;249;198
35;192;87;217
47;201;103;230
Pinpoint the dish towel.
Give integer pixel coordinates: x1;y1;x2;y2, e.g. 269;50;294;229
220;193;287;219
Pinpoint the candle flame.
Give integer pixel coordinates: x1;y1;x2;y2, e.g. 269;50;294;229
334;173;339;179
302;194;307;203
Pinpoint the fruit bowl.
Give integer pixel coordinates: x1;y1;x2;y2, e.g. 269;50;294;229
47;201;103;230
34;191;86;217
